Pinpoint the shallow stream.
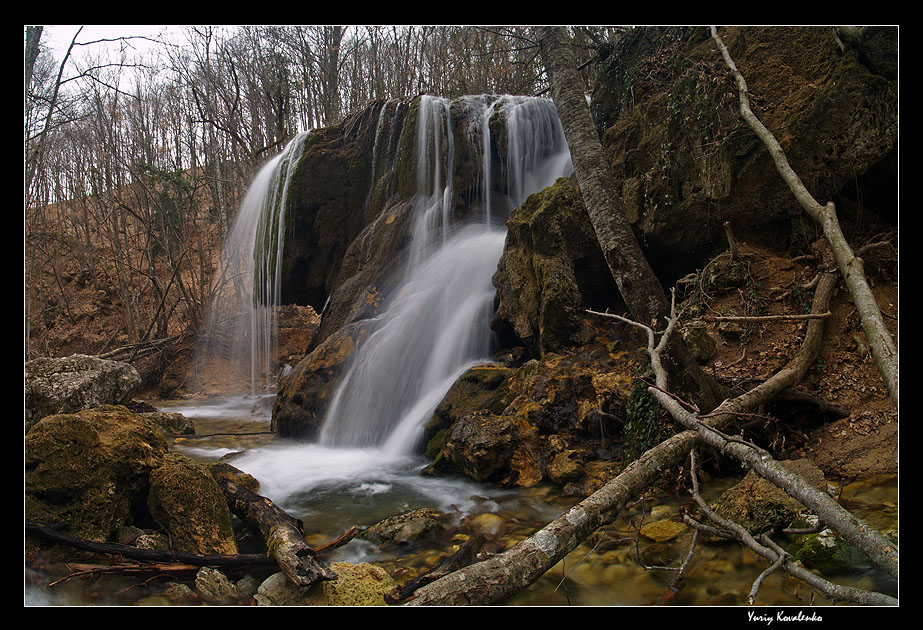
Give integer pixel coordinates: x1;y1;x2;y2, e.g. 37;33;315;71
37;395;889;607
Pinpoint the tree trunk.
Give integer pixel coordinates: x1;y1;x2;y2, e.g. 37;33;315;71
536;26;723;410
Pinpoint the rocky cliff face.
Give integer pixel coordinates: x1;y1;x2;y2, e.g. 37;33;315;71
590;26;897;282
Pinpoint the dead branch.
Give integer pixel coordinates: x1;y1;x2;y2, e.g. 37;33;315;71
646;272;897;580
699;312;831;323
313;526;359;555
684;451;896;606
214;477;337;588
711;26;897;405
655;389;898;580
48;562;203;587
723;221;739;260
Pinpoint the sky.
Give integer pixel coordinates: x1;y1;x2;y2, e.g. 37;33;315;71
37;25;177;64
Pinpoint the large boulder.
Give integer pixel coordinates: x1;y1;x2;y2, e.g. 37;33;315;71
25;405;168;542
147;453;239;555
492;178;619;355
25;354;141;430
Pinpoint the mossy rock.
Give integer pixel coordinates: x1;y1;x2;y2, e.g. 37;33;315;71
492;178;618;355
424;363;514;446
256;563;397;606
147;453;239;555
788;529;869;574
25;405;168;542
362;508;445;546
710;459;827;534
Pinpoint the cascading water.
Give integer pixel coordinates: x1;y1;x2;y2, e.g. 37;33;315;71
317;95;572;455
211;94;572;530
196;132;310;395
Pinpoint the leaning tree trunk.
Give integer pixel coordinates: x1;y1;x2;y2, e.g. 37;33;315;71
536;25;723;410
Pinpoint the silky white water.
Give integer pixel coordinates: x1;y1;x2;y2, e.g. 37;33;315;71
196;132;310;395
195;94;571;531
317;95;572;456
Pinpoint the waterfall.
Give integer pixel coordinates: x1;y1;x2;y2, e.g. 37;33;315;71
196;132;310;395
317;95;572;455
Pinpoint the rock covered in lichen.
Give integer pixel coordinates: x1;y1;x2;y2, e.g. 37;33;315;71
25;405;168;542
25;354;142;429
255;563;397;606
491;178;618;356
147;453;239;555
195;567;247;605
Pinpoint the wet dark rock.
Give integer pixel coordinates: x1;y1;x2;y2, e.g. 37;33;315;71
271;320;374;439
431;340;644;489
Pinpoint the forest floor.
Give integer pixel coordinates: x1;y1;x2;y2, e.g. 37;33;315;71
680;241;898;480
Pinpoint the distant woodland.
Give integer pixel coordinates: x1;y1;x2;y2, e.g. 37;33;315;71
24;26;623;359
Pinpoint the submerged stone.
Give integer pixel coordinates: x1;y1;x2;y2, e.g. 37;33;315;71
640;519;687;543
710;459;828;534
363;508;445;546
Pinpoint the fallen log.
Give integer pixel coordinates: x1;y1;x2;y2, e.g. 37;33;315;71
214;477;337;588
